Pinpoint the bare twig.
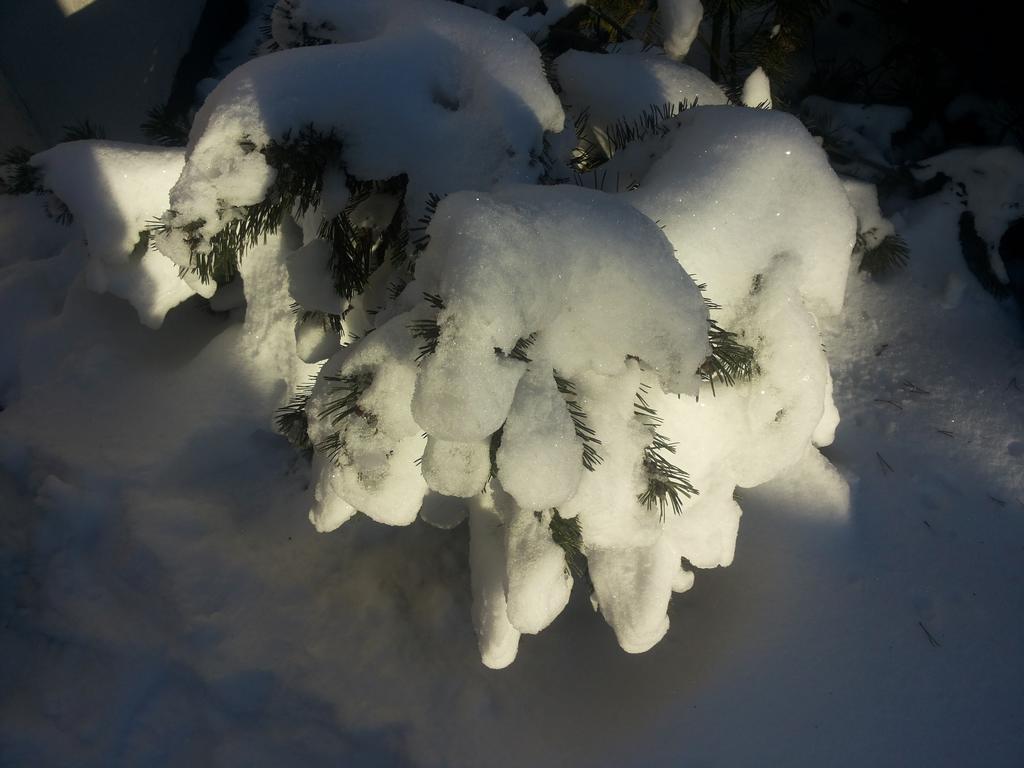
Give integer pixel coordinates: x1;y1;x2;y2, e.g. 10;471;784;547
876;451;894;474
918;621;941;648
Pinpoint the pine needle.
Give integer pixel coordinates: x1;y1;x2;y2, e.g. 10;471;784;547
858;232;910;276
549;510;585;577
554;372;603;471
635;384;698;520
274;375;318;450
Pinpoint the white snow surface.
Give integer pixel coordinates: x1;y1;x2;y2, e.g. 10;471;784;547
32;141;197;328
2;152;1023;764
631;105;857;315
740;66;772;109
159;0;564;263
659;0;704;59
556;49;727;159
303;184;722;660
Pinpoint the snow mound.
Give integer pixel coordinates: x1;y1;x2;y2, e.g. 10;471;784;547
305;184;717;664
556;49;727;161
631;105;857;315
659;0;704;59
156;0;564;270
32;141;197;328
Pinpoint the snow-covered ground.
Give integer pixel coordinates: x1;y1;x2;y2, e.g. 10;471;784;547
1;155;1022;765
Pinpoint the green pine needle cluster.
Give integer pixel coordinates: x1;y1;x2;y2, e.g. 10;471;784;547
274;375;318;451
0;147;42;195
634;384;698;520
507;333;538;363
161;124;344;284
408;292;445;362
856;231;910;276
701;320;758;393
318;173;409;302
291;303;343;333
553;372;603;472
141;105;190;147
573;101;696;173
313;370;374;463
548;510;585;577
62;120;106;142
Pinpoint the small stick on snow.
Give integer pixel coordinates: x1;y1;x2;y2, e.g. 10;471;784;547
935;429;954;437
876;452;894;474
918;621;941;648
874;398;903;410
901;380;930;395
873;343;889;357
988;495;1007;507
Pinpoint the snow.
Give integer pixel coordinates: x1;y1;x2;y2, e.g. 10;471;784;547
631;105;857;315
659;0;704;59
3;2;1023;763
32;141;198;328
303;184;716;660
2;140;1024;765
740;66;772;109
157;0;564;262
556;48;727;159
801;96;912;173
910;146;1024;287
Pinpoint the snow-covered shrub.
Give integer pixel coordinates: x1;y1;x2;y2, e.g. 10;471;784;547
1;0;857;667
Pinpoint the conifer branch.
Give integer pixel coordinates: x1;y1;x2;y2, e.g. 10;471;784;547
62;120;106;142
409;192;443;254
701;319;758;393
549;510;585;577
554;371;603;472
508;333;537;363
695;283;758;394
274;374;318;450
141;105;190;147
0;147;42;195
409;292;445;362
166;124;344;284
635;384;697;520
318;370;373;428
291;302;343;332
857;231;910;276
572;100;696;172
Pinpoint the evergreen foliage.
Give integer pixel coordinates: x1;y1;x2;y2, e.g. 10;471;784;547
701;319;758;392
62;120;106;142
573;100;696;173
161;124;345;284
141;104;191;147
0;147;41;196
314;370;375;463
553;372;603;472
856;231;910;277
634;384;698;520
548;510;585;576
274;374;318;451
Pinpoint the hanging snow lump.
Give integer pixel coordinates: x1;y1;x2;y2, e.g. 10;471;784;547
304;184;726;666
